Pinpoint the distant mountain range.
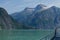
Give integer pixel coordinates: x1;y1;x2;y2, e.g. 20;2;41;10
0;7;22;29
11;4;60;29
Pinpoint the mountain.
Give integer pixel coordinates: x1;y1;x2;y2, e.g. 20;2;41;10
11;7;35;24
35;4;47;10
11;4;60;29
26;6;60;29
11;4;46;23
0;7;21;29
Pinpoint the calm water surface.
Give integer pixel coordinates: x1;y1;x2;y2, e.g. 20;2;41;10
0;29;54;40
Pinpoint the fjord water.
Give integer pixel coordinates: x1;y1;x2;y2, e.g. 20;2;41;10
0;29;54;40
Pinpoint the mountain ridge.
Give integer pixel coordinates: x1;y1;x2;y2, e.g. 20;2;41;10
11;4;60;29
0;7;21;29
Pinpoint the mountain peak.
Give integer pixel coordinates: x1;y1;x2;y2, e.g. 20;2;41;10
50;6;58;9
0;7;8;15
0;7;4;9
24;7;29;10
51;6;57;8
48;6;59;11
24;7;34;11
35;4;47;10
0;7;5;11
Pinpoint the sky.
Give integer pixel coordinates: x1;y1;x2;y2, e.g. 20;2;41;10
0;0;60;14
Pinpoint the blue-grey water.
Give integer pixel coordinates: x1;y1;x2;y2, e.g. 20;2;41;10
0;29;54;40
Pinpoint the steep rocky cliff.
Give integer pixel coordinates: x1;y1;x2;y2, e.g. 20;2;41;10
0;7;20;29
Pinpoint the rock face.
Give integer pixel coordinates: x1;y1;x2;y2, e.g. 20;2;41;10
11;4;60;29
0;7;20;29
11;7;34;24
35;4;47;11
26;6;60;29
11;4;45;24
